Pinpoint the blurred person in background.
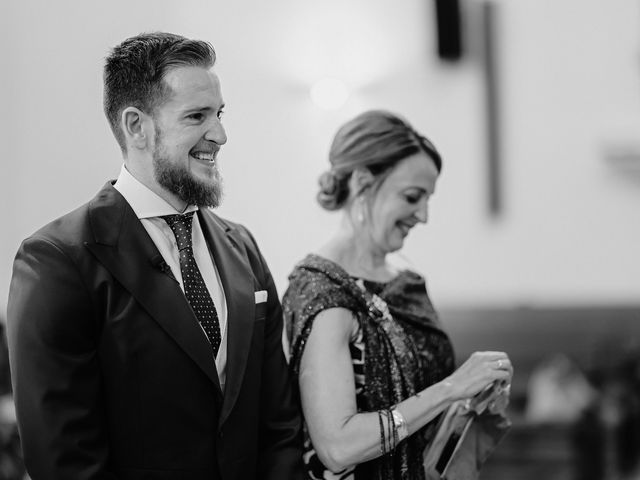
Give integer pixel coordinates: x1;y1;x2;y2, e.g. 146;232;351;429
283;110;512;480
6;32;302;480
525;353;598;424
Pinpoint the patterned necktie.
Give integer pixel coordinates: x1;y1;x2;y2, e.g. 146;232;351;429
163;212;221;357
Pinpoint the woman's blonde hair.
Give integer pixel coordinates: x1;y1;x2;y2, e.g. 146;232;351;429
317;110;442;211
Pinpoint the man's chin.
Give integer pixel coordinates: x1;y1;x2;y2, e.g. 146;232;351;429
181;180;223;208
155;168;223;208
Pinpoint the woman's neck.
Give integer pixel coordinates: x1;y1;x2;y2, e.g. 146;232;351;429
316;217;397;283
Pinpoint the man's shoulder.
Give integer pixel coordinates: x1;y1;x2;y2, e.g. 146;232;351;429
29;202;92;245
200;209;239;230
25;182;116;247
200;209;257;247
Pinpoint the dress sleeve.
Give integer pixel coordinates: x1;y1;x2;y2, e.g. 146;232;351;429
283;265;362;378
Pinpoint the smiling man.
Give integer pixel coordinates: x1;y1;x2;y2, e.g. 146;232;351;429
7;32;303;480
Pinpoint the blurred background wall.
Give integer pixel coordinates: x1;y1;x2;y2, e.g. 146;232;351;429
1;0;639;311
1;1;640;478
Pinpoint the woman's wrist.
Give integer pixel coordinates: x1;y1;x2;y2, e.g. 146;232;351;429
435;378;461;403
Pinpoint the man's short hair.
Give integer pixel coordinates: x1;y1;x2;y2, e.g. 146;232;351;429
103;32;216;153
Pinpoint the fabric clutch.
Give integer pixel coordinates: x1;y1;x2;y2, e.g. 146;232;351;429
423;383;511;480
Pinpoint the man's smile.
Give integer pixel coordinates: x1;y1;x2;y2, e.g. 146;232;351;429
189;145;219;164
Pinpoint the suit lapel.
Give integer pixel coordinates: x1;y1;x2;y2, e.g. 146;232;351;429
198;210;255;427
85;183;223;397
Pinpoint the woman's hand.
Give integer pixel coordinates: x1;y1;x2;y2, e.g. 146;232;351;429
441;351;513;402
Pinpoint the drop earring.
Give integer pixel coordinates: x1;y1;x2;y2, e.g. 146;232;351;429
357;197;365;224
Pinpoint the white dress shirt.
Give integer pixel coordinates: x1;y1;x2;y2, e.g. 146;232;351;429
114;165;228;391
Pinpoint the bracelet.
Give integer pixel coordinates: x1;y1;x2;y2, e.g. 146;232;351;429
378;410;386;455
378;409;397;455
391;407;409;442
378;407;409;456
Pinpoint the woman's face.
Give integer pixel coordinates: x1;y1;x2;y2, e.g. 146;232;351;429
365;152;439;254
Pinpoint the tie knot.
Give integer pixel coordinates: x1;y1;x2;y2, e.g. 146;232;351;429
162;212;195;251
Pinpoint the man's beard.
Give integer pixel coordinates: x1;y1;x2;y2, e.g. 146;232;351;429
152;131;223;208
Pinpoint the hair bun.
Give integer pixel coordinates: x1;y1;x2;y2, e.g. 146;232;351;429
316;170;348;211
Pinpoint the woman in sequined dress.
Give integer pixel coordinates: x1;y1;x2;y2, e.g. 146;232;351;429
283;110;513;480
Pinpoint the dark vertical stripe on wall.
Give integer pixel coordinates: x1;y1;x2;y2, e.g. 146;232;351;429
435;0;463;61
482;1;501;215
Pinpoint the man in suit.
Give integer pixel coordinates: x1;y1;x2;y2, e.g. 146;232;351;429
6;32;303;480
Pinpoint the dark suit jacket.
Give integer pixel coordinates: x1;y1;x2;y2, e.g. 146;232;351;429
7;182;303;480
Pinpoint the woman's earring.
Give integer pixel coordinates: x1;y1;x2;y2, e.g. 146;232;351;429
357;197;365;224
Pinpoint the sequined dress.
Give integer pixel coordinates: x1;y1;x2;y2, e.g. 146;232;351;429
283;254;456;480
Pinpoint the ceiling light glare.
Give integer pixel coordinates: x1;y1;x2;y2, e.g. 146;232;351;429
310;78;349;110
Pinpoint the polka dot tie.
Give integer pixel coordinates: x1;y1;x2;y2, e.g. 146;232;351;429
163;212;221;357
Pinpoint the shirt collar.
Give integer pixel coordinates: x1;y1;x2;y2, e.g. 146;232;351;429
113;164;199;219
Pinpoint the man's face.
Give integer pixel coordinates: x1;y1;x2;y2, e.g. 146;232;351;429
151;65;227;207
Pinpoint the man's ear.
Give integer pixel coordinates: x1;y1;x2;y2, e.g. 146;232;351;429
121;107;152;150
350;168;375;197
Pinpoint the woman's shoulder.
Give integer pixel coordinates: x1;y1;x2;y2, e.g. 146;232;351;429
385;254;427;282
287;253;349;287
395;269;428;291
284;253;359;310
359;267;425;292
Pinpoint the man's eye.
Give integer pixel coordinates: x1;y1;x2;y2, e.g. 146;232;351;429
405;195;420;204
188;113;204;121
217;110;225;120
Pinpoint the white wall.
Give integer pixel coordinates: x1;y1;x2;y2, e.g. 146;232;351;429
1;0;639;317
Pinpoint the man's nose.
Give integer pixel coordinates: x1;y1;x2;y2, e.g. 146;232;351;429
205;119;227;145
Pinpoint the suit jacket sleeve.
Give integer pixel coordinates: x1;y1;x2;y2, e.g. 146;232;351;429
236;226;304;480
7;235;118;480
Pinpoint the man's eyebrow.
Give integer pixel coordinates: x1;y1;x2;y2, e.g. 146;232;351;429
182;103;225;113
